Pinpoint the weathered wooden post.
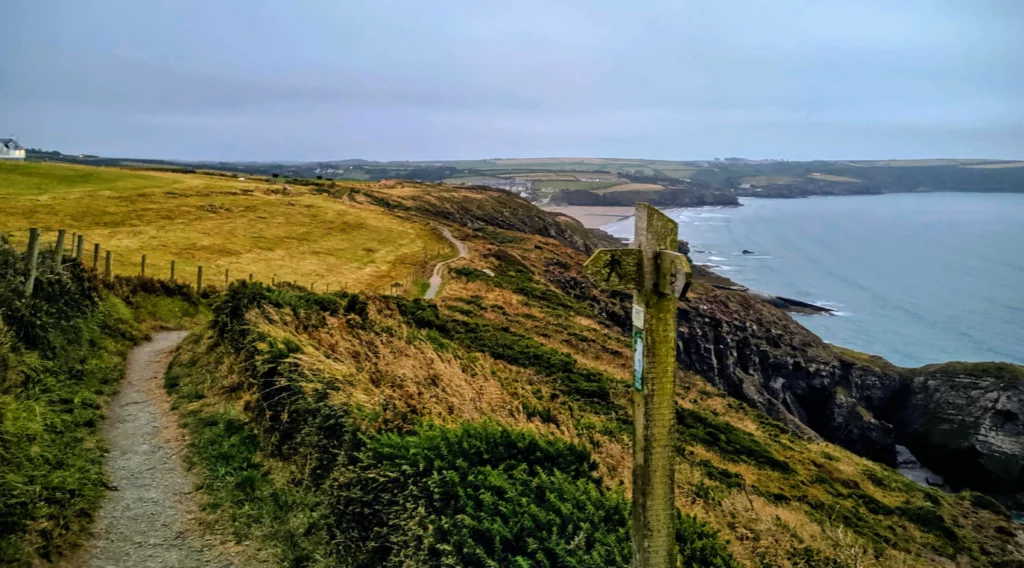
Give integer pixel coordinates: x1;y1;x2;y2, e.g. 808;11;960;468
93;243;101;269
197;266;203;291
25;228;41;296
224;268;229;287
583;203;691;568
140;254;146;277
54;229;66;268
76;235;85;261
104;251;113;281
249;273;253;282
170;260;176;282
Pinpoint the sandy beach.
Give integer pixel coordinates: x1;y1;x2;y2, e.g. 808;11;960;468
541;205;635;229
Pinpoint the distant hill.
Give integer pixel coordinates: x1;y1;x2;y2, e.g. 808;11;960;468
24;151;1024;205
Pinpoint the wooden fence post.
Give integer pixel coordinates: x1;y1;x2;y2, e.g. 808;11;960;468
170;260;176;282
76;235;85;261
54;229;66;269
93;243;100;269
583;203;691;568
141;254;146;277
197;266;203;291
25;228;41;296
224;268;229;287
249;273;253;282
105;251;113;281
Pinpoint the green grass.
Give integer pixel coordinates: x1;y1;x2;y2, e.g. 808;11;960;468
912;361;1024;383
0;242;141;566
675;406;793;474
160;283;742;567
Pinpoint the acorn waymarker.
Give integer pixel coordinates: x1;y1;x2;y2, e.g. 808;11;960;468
582;203;691;568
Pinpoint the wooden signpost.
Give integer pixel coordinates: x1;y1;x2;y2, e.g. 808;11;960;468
583;203;691;568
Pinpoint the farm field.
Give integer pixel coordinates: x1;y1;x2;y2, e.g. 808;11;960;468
0;161;449;292
594;182;666;193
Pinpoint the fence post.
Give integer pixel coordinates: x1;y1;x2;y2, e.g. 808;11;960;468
105;251;113;281
76;235;85;261
54;229;66;269
93;244;101;269
170;260;176;282
141;254;146;277
249;273;253;282
25;228;41;296
224;268;229;287
583;203;691;568
197;266;203;291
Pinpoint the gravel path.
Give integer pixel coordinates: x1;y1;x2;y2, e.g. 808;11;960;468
84;331;236;568
425;227;468;299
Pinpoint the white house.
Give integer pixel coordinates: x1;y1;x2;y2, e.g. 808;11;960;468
0;138;26;160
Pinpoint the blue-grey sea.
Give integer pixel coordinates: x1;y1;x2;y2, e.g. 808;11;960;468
602;193;1024;367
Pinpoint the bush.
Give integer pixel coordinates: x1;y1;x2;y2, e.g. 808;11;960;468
676;406;792;474
0;241;140;565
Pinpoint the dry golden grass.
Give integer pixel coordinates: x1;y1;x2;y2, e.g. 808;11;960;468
808;172;861;182
0;162;448;292
594;182;665;193
740;175;799;186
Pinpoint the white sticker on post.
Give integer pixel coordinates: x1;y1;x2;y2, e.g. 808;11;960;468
632;304;645;329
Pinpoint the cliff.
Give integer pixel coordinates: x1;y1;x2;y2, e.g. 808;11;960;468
160;182;1022;566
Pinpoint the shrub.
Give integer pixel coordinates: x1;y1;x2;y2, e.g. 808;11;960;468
676;406;792;474
0;241;140;565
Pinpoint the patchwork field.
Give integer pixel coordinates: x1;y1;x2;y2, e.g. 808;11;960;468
0;162;449;292
594;182;666;193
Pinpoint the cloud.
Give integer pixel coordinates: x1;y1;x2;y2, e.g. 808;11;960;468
0;0;1021;160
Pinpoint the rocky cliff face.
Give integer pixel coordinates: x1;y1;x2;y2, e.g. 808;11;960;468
895;364;1024;507
416;187;1024;507
673;284;1024;506
675;285;901;465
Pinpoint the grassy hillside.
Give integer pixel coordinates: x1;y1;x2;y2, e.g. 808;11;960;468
160;187;1020;567
0;239;210;565
0;161;450;293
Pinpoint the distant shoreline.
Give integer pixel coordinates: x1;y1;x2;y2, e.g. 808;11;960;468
541;205;635;229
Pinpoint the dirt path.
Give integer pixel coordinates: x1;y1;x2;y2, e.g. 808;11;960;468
84;331;236;568
425;227;468;299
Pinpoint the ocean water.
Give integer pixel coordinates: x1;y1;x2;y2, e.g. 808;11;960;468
601;193;1024;367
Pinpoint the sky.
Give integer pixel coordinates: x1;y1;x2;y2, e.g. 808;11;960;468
1;0;1022;162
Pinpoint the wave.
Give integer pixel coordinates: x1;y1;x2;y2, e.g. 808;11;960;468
708;256;727;261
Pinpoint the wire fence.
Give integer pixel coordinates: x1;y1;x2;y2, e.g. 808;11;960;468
12;227;453;298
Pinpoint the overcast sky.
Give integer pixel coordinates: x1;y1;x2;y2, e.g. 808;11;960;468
2;0;1022;162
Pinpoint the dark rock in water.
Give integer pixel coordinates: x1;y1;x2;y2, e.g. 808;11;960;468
742;249;756;255
677;240;690;257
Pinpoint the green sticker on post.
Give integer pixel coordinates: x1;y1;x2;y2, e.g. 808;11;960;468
632;329;644;391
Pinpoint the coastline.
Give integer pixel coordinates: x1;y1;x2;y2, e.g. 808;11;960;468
541;205;636;229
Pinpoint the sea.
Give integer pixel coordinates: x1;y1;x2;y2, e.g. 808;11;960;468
601;192;1024;368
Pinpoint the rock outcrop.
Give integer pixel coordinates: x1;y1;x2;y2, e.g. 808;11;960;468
673;284;1024;505
894;363;1024;507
